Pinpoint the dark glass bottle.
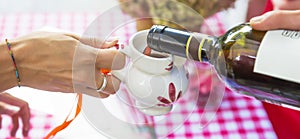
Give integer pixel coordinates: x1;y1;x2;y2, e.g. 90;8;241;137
147;24;300;109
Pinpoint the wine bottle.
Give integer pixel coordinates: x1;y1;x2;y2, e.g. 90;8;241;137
147;24;300;109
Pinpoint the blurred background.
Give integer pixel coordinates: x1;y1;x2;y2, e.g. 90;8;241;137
0;0;276;139
0;0;118;13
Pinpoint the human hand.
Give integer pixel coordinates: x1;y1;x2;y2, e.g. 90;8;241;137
9;31;125;98
250;10;300;30
0;92;30;137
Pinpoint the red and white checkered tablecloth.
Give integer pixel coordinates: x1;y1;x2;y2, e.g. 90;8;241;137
0;12;277;139
0;109;56;139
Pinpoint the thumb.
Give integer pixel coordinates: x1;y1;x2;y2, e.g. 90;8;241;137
250;10;300;31
80;37;119;49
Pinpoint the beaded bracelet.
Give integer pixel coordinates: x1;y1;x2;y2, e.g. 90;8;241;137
5;39;21;87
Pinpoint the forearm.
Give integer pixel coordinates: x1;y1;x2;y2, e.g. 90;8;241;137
0;31;122;95
0;41;18;91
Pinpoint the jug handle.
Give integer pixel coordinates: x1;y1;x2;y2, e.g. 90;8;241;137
111;67;127;82
111;44;131;82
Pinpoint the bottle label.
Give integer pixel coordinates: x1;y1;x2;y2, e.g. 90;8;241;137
254;30;300;83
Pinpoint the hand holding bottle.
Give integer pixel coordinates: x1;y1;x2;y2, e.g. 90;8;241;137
250;10;300;30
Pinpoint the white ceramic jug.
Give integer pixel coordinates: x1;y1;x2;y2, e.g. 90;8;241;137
112;30;189;116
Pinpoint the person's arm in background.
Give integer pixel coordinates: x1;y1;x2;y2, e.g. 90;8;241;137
250;10;300;30
0;92;30;137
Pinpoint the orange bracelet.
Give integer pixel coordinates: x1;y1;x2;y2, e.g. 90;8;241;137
101;68;111;75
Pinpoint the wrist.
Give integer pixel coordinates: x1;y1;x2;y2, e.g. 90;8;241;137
0;40;18;90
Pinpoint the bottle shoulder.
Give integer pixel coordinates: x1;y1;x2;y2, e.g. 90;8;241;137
218;23;266;48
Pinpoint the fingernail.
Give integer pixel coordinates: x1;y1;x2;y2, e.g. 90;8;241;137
113;39;119;44
250;15;264;23
108;37;119;42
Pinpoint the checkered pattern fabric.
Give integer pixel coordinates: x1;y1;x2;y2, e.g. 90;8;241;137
0;109;55;139
0;11;277;139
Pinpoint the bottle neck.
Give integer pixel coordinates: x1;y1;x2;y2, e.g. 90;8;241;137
147;25;216;62
186;33;216;62
147;25;191;58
